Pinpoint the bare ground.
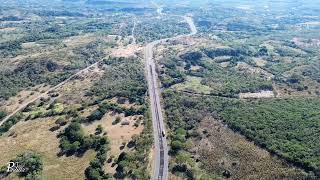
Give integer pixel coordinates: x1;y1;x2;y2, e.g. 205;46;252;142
239;90;275;99
109;44;142;58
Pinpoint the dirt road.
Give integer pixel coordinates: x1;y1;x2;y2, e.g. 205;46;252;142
0;62;101;127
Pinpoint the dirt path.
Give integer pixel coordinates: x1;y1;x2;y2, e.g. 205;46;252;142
0;61;101;127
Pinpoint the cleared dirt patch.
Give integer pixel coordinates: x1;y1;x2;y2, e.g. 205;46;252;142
239;90;275;99
109;44;141;58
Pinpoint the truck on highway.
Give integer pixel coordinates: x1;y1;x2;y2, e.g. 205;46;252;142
162;130;166;137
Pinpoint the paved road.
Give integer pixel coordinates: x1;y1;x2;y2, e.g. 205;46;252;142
145;7;197;180
0;62;101;127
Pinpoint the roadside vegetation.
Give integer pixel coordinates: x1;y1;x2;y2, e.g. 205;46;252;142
0;0;319;179
87;56;153;179
0;109;7;121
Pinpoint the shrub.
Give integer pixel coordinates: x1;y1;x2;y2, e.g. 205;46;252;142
95;125;103;134
0;110;7;120
55;117;67;126
112;117;121;125
9;151;44;179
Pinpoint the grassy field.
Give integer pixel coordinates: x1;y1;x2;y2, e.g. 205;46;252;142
0;118;96;180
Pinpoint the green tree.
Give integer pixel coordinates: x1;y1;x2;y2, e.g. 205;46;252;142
96;125;103;134
0;110;7;120
15;151;43;178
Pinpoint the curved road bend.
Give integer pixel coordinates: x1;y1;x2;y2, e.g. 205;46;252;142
145;11;197;180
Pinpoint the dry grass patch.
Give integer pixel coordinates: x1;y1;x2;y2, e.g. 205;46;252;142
21;42;41;49
109;44;141;58
0;27;17;32
190;65;201;71
57;68;102;105
236;62;274;80
0;118;95;180
196;117;307;180
219;61;230;68
2;84;49;114
63;33;97;47
108;97;142;110
172;76;212;94
81;112;144;174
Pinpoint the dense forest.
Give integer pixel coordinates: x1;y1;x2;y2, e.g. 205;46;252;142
163;90;320;178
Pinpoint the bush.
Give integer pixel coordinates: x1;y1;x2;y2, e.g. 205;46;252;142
0;110;7;120
179;51;203;65
112;117;121;125
12;151;43;178
59;121;109;156
95;125;103;134
0;113;23;135
55;117;67;126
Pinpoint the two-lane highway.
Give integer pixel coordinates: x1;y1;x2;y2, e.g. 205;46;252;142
145;8;197;180
146;41;168;180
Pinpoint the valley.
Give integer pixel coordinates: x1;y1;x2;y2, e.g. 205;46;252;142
0;0;319;179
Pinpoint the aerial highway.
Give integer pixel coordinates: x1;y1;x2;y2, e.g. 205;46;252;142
0;4;198;180
145;5;197;180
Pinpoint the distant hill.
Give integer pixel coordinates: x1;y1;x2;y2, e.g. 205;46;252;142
85;0;134;5
62;0;81;2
